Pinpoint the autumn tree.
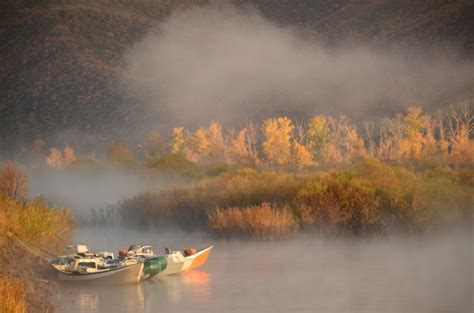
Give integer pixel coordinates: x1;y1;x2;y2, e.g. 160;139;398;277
146;130;165;158
46;147;63;167
262;117;294;166
207;121;228;162
0;161;29;200
169;127;185;155
291;142;313;170
106;140;134;163
46;146;75;168
399;106;427;160
32;138;45;154
184;128;210;162
307;115;330;163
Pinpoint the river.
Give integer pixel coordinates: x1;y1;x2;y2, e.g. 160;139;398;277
55;227;473;313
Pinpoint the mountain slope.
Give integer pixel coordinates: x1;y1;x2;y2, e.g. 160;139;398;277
1;0;472;152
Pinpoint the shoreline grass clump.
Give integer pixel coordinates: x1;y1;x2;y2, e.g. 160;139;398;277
0;276;26;313
209;203;297;240
0;161;73;312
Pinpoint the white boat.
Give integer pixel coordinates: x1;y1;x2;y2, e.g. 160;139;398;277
142;245;213;279
51;245;143;284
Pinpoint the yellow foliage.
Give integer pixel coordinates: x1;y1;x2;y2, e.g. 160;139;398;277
230;128;251;164
0;277;25;313
450;124;474;166
170;127;185;155
307;115;330;162
262;117;294;166
207;121;227;162
185;128;210;162
291;142;313;169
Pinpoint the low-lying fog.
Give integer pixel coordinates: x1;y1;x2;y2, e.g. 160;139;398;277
56;227;473;313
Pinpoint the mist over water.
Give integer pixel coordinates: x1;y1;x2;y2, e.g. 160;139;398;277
56;227;473;313
125;3;474;128
27;168;153;217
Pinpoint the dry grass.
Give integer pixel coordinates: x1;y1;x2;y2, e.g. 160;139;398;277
0;196;73;251
209;203;297;240
120;159;473;237
0;277;26;313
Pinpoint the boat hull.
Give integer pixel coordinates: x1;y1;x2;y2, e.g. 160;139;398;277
55;262;144;285
157;245;213;276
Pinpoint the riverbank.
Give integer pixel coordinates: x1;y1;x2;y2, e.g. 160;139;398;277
0;163;73;313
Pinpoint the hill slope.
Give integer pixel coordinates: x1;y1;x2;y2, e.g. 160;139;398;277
1;0;472;152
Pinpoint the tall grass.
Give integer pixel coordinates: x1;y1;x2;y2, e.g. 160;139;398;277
0;196;73;251
119;159;473;237
0;277;26;313
209;203;297;239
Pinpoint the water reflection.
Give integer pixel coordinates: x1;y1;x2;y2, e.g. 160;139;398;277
57;270;211;313
57;228;472;313
57;283;145;312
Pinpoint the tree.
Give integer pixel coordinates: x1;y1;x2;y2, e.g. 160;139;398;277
230;128;250;164
0;161;29;200
32;138;45;154
46;146;75;168
307;115;330;163
207;121;227;162
106;140;134;163
63;146;76;166
46;147;63;167
146;130;165;158
169;127;185;155
291;142;313;169
262;117;294;166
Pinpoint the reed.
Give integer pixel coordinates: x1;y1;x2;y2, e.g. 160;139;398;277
209;203;297;239
0;277;26;313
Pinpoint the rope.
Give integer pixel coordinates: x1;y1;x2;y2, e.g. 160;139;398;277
4;231;55;262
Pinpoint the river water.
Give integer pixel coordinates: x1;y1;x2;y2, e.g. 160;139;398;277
55;227;473;313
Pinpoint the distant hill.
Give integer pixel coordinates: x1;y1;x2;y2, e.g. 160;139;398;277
1;0;472;153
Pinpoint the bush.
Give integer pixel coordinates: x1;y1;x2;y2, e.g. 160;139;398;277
297;172;380;234
209;203;297;239
119;159;473;236
0;195;73;252
147;154;204;178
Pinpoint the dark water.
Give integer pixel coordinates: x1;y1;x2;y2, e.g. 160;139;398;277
55;227;473;313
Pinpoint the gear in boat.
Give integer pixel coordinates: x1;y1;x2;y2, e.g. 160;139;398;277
51;244;214;284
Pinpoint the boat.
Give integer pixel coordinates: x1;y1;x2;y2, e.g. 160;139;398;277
51;245;143;284
142;245;213;279
51;244;214;283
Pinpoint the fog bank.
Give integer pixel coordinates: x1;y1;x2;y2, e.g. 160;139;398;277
125;3;474;127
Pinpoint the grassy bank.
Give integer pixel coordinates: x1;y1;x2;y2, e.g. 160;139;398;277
0;163;73;312
119;160;473;239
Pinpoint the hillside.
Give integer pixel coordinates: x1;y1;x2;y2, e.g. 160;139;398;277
1;0;473;154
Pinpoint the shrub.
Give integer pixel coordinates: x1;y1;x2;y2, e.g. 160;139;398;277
0;161;28;200
147;154;204;178
209;203;297;239
297;172;380;234
0;195;73;252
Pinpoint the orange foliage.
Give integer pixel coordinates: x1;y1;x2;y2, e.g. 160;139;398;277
209;203;297;239
0;277;26;313
0;162;28;200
